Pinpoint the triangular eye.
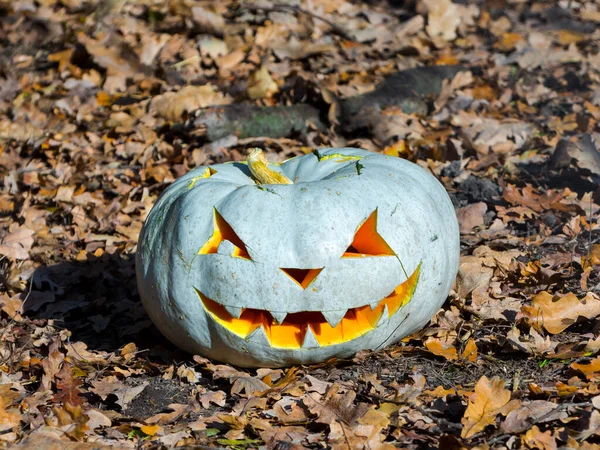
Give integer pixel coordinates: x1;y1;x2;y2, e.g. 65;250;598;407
199;209;251;260
342;210;395;257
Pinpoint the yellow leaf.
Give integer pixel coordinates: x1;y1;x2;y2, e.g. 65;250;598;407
0;397;21;433
556;382;578;397
461;376;511;439
247;66;279;100
522;425;557;450
461;338;477;363
424;337;458;361
435;51;460;65
383;140;409;158
496;32;523;52
582;244;600;269
557;30;584;45
140;424;160;436
520;292;600;334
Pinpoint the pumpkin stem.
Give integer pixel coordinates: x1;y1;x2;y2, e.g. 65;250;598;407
247;148;293;185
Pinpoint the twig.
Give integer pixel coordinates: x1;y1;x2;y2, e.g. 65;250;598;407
238;3;355;41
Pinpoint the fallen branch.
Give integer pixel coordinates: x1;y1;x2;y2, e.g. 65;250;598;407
188;65;464;141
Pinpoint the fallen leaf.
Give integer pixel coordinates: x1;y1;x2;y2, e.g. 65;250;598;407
0;225;34;260
150;85;231;121
0;396;21;434
424;336;458;361
140;424;160;436
461;338;478;362
247;65;279;100
520;292;600;334
53;365;85;407
501;401;567;434
461;376;511;438
506;327;557;355
571;356;600;379
12;435;126;449
522;425;557;450
457;202;487;234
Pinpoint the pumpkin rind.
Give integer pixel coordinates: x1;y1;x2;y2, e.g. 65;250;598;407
136;148;459;367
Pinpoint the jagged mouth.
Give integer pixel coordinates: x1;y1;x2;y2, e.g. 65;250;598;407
196;265;420;349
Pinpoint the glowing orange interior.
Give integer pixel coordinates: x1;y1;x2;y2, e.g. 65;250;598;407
196;264;420;349
198;209;251;259
343;210;395;257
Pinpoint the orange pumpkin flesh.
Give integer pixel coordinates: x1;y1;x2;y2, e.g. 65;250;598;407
196;265;420;349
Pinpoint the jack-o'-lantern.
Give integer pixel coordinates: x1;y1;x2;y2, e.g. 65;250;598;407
136;148;459;367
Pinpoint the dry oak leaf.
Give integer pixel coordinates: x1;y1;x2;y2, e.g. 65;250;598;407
520;291;600;334
457;202;487;234
419;0;477;42
522;425;557;450
150;85;231;121
462;338;478;363
424;336;458;361
461;376;511;439
0;225;34;260
506;327;557;355
11;435;128;449
571;356;600;379
582;244;600;269
455;246;523;298
247;65;279;100
501;400;566;434
0;396;21;434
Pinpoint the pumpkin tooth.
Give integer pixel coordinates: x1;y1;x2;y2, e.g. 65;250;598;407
270;311;288;324
377;304;390;327
246;326;271;346
302;326;320;349
369;300;381;310
321;310;347;328
223;305;244;319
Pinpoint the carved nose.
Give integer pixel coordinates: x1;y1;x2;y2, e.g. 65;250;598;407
280;268;323;289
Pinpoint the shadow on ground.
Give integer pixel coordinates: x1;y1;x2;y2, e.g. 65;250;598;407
23;251;187;363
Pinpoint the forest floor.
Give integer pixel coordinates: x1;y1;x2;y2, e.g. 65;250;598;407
1;0;600;449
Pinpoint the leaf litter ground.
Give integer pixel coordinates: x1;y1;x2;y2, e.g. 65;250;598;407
1;0;600;448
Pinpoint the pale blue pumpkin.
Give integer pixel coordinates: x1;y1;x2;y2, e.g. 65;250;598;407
136;148;459;367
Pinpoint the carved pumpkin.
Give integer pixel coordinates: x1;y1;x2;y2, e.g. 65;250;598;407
136;148;459;367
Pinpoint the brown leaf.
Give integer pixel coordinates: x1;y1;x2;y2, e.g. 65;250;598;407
522;425;557;450
13;435;128;449
424;336;459;361
420;0;477;42
582;244;600;269
231;376;271;397
0;225;34;260
501;401;567;434
90;377;148;410
461;376;511;438
150;85;231;121
247;66;279;100
571;356;600;379
457;202;487;234
198;390;227;409
506;327;557;355
455;246;523;298
53;365;85;407
520;292;600;334
0;396;21;435
273;397;310;424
